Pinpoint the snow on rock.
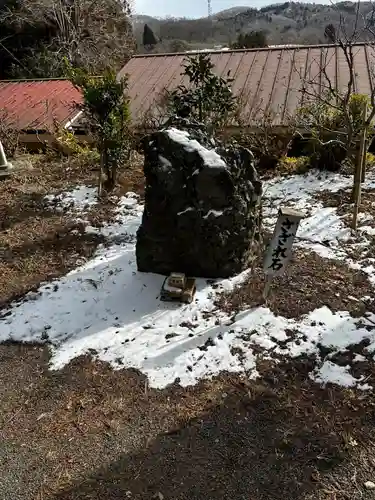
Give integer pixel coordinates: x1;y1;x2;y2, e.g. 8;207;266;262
177;207;195;216
138;124;261;278
1;169;375;389
158;155;172;169
166;128;227;168
203;209;223;218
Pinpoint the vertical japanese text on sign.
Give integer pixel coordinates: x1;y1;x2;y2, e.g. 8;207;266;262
264;207;304;277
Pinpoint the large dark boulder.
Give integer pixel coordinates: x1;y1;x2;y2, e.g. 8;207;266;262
136;121;262;278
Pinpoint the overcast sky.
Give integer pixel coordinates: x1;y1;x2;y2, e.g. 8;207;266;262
134;0;331;19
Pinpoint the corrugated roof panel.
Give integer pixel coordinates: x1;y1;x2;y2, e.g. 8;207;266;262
18;81;63;129
210;52;231;77
270;49;294;125
6;81;46;128
120;56;153;94
284;48;307;121
171;55;190;87
220;51;238;81
225;51;245;83
351;46;363;94
336;46;347;95
319;46;337;95
255;49;285;121
365;45;375;94
138;55;177;118
120;43;375;128
127;54;183;124
230;51;256;98
244;50;270;121
7;81;46;128
0;79;82;131
308;48;322;97
130;56;164;112
354;46;371;95
136;55;174;116
157;55;186;96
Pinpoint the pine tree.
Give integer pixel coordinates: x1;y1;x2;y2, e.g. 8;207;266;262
324;24;336;43
142;24;157;48
231;31;267;49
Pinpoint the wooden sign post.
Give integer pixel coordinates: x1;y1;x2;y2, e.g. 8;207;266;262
352;101;368;230
263;207;305;299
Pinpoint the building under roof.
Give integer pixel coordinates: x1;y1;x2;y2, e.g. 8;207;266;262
0;79;83;147
6;44;372;143
115;43;375;130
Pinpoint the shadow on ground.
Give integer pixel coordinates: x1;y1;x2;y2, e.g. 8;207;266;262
0;191;56;230
52;359;375;500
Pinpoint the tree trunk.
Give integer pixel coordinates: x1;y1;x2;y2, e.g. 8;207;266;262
102;146;116;192
98;137;105;197
98;149;104;198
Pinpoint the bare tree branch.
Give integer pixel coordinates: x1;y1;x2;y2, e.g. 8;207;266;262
0;0;135;78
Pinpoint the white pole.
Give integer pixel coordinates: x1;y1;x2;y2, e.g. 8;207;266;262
0;140;12;170
0;140;8;167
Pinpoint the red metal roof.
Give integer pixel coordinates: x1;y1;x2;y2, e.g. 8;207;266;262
0;79;83;131
118;43;375;127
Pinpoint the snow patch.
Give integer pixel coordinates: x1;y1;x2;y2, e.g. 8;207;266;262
263;169;375;267
311;361;363;388
2;169;375;390
44;186;98;214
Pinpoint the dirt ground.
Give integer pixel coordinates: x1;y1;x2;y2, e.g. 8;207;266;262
316;186;375;232
1;344;375;500
0;152;144;307
215;250;372;319
1;156;375;499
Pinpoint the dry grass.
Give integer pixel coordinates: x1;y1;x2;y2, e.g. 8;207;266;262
1;344;375;500
0;151;144;307
117;151;145;199
1;154;375;499
215;250;370;319
316;186;375;228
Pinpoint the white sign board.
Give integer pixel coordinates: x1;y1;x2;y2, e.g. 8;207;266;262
263;207;304;277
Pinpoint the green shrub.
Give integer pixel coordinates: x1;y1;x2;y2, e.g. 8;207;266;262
66;64;131;194
366;152;375;169
55;129;100;165
235;124;295;172
276;156;310;175
297;93;373;172
167;53;236;132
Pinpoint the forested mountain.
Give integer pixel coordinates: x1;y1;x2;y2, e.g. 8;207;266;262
133;1;375;53
1;1;374;79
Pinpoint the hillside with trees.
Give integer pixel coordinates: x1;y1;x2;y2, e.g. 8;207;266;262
1;1;375;78
0;0;135;79
133;1;375;53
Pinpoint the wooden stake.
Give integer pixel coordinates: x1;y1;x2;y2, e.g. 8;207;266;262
361;137;368;183
262;274;272;301
352;102;368;230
